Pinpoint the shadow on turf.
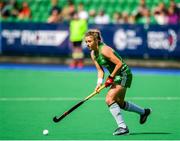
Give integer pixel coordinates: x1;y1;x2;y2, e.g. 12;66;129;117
129;132;172;135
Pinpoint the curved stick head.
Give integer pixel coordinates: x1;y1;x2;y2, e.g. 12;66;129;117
53;116;59;123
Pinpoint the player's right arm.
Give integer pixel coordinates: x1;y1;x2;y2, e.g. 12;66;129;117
91;51;104;92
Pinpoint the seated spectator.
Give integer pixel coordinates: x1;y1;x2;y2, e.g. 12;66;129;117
49;0;61;16
135;0;149;21
128;14;136;24
18;1;31;20
61;0;75;21
112;12;123;24
167;7;179;24
0;1;5;17
169;0;180;21
121;12;129;23
94;10;110;24
88;9;96;24
170;0;180;14
1;0;20;19
47;9;60;23
138;9;157;24
47;0;62;23
77;2;88;20
153;2;168;25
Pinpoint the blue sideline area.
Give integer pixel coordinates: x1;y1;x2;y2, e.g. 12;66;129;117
0;63;180;75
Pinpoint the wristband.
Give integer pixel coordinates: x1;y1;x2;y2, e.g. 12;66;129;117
97;78;103;84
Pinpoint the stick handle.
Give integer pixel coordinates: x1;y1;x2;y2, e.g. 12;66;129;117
84;84;106;101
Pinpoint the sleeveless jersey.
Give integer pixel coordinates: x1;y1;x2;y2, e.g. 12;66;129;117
94;43;132;87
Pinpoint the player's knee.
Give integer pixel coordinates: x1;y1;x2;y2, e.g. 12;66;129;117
105;95;115;105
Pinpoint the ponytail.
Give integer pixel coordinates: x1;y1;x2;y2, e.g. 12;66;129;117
85;29;102;43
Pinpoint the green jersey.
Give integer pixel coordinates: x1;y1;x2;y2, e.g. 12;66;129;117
94;43;132;88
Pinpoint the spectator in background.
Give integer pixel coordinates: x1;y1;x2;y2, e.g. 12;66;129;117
18;1;31;20
49;0;61;16
1;0;20;19
128;14;136;24
88;9;96;24
0;1;5;17
112;12;123;24
135;0;149;21
61;0;75;21
47;8;61;23
170;0;180;15
94;10;110;24
167;7;179;24
169;0;180;22
121;12;129;23
69;12;88;68
77;2;88;20
138;9;156;24
137;0;147;13
153;2;168;25
47;0;62;23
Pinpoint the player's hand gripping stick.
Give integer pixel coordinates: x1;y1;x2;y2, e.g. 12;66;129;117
105;75;114;87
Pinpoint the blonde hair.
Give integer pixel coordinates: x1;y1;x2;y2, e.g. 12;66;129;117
85;29;102;43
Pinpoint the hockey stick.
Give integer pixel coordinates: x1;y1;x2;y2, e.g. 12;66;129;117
53;84;106;123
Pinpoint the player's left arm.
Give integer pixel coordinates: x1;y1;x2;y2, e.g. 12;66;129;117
101;45;122;78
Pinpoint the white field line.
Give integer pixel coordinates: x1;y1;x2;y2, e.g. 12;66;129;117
0;140;180;141
0;97;180;101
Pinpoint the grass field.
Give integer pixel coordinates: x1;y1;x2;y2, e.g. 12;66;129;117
0;64;180;140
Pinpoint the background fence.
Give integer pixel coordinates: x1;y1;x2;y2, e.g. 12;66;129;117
1;22;180;59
